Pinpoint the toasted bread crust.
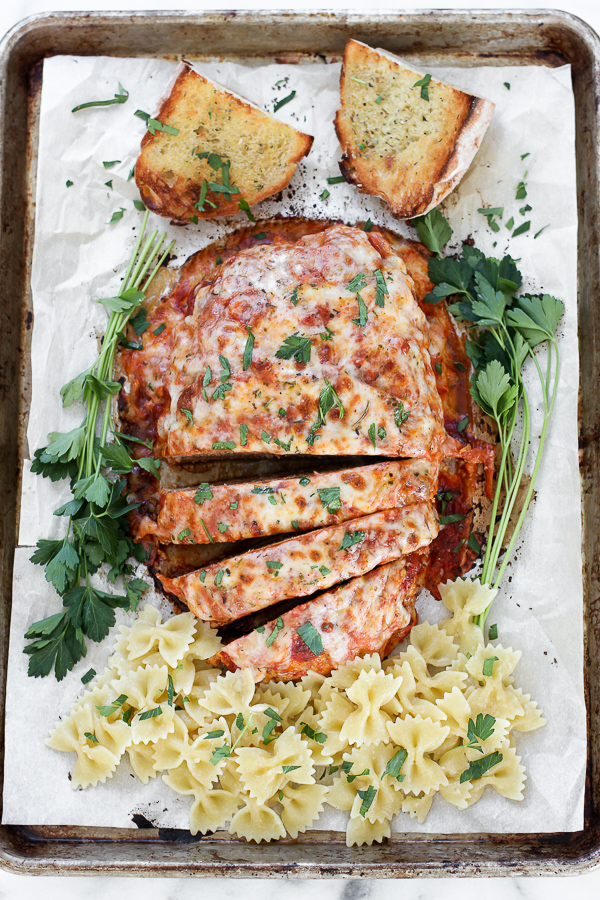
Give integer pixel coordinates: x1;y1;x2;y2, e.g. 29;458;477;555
335;40;493;219
135;64;313;223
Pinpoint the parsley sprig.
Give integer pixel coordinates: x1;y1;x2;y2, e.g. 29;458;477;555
24;212;175;680
417;209;563;631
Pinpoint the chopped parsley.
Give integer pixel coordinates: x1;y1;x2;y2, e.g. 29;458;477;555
296;622;324;656
238;199;256;221
338;530;365;551
412;73;432;101
374;269;388;308
72;83;129;113
134;109;179;136
394;401;410;427
460;751;503;784
383;749;408;782
317;486;341;514
275;333;312;364
243;326;255;370
274;90;296;112
512;221;530;237
194;483;213;505
266;616;284;648
357;785;377;817
465;714;496;751
482;656;499;677
306;380;344;446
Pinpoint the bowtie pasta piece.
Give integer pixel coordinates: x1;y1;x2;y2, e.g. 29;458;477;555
229;797;287;842
463;648;526;722
506;688;546;732
346;816;391;847
186;620;222;662
438;578;497;655
124;605;197;668
329;653;383;690
400;790;435;824
279;783;329;838
465;745;526;805
409;622;459;668
235;726;315;805
190;787;241;835
382;659;447;721
112;664;176;744
318;692;354;759
153;713;230;786
398;645;468;703
465;644;522;684
386;715;450;795
326;744;406;824
437;747;474;810
198;669;267;724
127;743;159;784
300;670;328;702
340;669;402;746
46;686;133;788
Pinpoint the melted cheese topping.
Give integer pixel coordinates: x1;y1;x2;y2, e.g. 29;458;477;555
147;458;438;544
132;224;445;459
160;501;438;625
215;554;423;680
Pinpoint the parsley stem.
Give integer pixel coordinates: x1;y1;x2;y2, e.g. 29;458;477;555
121;210;149;289
132;233;165;289
491;341;560;591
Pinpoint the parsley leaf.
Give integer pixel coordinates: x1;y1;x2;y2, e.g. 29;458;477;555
296;622;323;656
374;269;389;307
394;402;410;427
412;73;432;101
357;785;377;817
460;751;503;784
72;83;129;112
194;483;213;505
134;109;179;136
412;209;452;257
275;333;312;364
338;530;365;551
300;723;327;743
306;380;345;446
482;656;499;677
383;748;407;782
243;326;255;370
317;486;341;514
266;616;284;648
138;706;163;721
274;90;296;112
465;714;496;751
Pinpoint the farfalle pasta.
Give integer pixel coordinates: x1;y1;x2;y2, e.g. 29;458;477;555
45;594;545;845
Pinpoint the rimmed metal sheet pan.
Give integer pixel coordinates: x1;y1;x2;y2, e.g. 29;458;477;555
0;8;599;876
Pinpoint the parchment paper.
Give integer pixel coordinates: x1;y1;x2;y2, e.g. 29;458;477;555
4;55;585;833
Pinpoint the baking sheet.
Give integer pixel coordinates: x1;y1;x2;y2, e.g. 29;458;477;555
3;55;585;833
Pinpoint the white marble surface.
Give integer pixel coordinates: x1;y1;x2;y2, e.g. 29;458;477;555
2;0;600;894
